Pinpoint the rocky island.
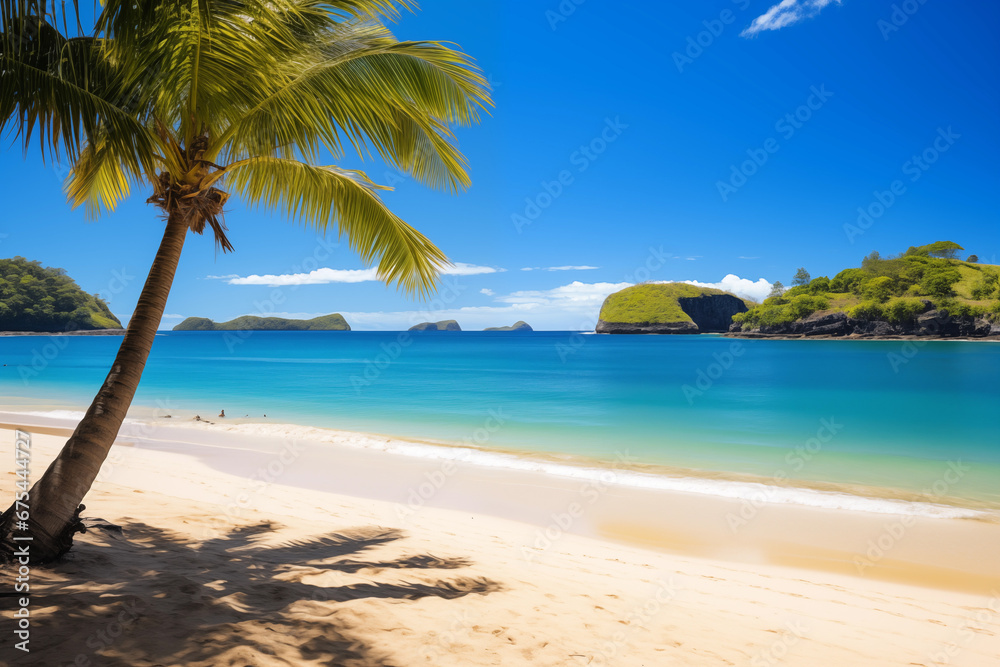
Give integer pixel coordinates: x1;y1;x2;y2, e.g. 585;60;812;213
484;321;533;332
409;320;461;331
596;283;748;334
173;313;350;331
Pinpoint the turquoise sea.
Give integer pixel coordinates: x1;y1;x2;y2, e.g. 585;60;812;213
1;331;998;509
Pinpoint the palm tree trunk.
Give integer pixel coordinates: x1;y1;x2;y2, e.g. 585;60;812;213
0;213;188;563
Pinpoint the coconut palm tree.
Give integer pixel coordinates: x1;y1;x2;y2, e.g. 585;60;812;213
0;0;490;562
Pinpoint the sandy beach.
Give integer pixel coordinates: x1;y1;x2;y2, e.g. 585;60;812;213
1;413;999;666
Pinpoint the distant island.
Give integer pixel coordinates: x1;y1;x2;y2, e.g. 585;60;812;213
409;320;461;331
729;242;1000;339
596;283;748;334
0;257;122;332
173;313;350;331
484;321;533;332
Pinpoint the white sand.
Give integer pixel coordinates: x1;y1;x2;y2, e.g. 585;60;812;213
0;413;998;666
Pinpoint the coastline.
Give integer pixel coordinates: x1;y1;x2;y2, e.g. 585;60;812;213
0;328;126;336
725;332;1000;341
2;416;999;665
4;408;999;593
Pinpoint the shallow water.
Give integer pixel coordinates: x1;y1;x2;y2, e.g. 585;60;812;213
2;330;998;507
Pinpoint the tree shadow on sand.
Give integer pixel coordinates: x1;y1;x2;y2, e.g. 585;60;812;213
2;521;502;666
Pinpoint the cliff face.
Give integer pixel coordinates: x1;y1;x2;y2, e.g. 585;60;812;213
677;295;749;333
596;284;749;334
729;309;1000;339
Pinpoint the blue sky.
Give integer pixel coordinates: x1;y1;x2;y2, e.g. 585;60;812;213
2;0;998;330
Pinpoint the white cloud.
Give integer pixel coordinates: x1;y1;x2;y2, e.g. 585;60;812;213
216;262;501;286
495;281;631;310
741;0;841;37
446;262;506;276
520;266;600;272
217;276;775;330
677;274;773;303
336;280;630;330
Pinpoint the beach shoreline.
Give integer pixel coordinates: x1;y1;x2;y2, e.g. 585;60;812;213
1;417;999;665
3;408;999;593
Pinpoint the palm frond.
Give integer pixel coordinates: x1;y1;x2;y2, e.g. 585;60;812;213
212;19;491;190
225;157;448;294
0;13;157;176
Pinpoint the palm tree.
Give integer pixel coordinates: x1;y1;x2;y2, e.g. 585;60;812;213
0;0;490;563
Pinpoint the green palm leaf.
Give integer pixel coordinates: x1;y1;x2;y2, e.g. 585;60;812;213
225;157;448;294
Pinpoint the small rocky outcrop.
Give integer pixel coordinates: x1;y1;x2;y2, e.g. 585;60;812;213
484;321;533;332
409;320;461;332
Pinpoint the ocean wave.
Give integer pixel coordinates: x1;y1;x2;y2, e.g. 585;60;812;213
156;420;994;521
7;409;992;521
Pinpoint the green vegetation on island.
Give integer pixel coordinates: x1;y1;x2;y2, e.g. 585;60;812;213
597;283;750;334
409;320;461;331
484;321;533;331
0;257;122;332
173;314;350;331
733;242;1000;332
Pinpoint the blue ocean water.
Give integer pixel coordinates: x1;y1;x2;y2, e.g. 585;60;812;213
1;331;998;505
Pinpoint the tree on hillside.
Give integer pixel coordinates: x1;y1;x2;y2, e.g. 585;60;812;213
792;268;811;287
768;281;786;298
0;0;490;562
967;255;979;263
905;241;964;259
924;241;964;259
861;251;882;272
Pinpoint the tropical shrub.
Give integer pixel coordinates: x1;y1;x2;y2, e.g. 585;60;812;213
971;270;999;300
830;268;868;294
863;276;895;303
884;298;925;324
920;266;962;298
806;276;831;294
848;301;885;321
